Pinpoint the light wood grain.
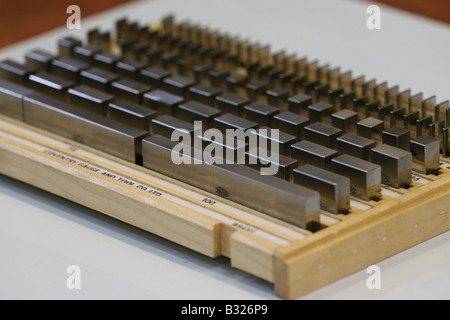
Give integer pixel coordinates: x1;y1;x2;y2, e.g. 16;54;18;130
273;173;450;299
1;114;449;299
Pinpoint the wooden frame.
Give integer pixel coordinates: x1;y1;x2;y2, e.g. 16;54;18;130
1;114;449;299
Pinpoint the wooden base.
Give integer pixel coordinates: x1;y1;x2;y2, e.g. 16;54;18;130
1;114;449;299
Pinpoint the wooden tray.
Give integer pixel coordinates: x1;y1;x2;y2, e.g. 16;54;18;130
1;114;449;299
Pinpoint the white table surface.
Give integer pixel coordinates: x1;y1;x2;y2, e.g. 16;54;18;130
0;0;449;300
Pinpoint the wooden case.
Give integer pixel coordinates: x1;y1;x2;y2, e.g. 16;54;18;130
1;114;449;299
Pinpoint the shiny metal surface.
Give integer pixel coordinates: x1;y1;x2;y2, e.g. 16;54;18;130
215;92;250;116
51;56;89;81
0;59;35;84
290;140;337;169
142;134;320;228
332;154;381;200
79;67;119;91
331;109;358;132
336;133;376;161
246;147;298;181
209;68;230;91
73;44;101;62
245;80;268;103
304;122;342;149
57;36;82;57
370;144;412;188
138;66;172;88
92;52;122;72
163;74;196;98
25;49;56;72
143;89;184;115
28;71;74;101
307;101;334;123
294;164;350;214
188;83;222;106
116;58;147;79
382;126;410;151
177;100;221;128
214;113;258;132
152;114;195;138
288;93;312;114
68;85;114;114
0;78;35;120
244;101;279;127
271;111;310;140
197;134;247;164
266;86;289;111
22;92;147;163
410;135;440;175
110;78;152;104
108;99;156;131
250;126;296;156
357;116;384;139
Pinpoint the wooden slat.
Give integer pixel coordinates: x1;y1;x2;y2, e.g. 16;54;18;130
1;115;450;298
0;133;222;257
273;174;450;299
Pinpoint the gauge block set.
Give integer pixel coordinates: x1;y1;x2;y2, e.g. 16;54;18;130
0;16;449;299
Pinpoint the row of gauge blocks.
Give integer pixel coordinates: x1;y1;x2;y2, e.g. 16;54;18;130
0;18;446;230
